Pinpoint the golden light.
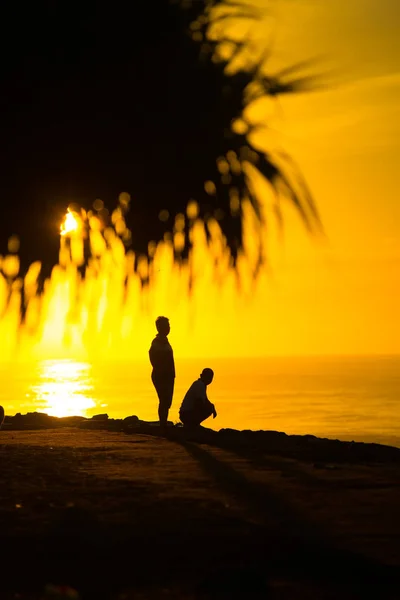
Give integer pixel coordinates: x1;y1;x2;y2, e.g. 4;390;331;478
31;359;97;418
60;209;80;236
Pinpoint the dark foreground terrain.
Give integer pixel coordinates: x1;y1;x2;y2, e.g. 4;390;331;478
1;415;399;599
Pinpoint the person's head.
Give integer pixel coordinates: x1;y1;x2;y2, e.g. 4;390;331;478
155;316;170;336
200;368;214;386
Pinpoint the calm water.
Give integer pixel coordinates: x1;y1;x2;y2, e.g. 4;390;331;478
1;356;399;448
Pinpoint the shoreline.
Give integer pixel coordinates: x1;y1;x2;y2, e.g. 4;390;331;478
3;410;400;466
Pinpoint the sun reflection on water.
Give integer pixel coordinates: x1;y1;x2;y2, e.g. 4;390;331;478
30;360;97;417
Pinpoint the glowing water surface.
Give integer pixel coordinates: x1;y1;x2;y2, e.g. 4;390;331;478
29;360;96;417
2;355;399;448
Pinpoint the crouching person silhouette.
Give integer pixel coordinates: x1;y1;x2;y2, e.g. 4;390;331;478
179;368;217;428
149;316;175;428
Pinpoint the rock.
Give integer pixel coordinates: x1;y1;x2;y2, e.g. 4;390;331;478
91;414;109;421
123;415;139;426
13;412;55;429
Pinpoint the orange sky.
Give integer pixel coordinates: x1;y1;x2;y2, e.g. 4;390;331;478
154;0;400;358
2;0;398;362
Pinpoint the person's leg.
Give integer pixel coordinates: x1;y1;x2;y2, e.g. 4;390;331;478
179;411;195;427
181;403;213;428
154;378;174;427
158;398;171;427
196;403;214;425
152;374;166;424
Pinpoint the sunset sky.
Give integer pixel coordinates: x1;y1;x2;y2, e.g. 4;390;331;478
171;0;400;358
0;0;398;361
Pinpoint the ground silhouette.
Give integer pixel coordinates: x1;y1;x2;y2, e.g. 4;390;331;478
1;428;399;599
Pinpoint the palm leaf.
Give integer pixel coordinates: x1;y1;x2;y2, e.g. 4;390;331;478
2;0;324;290
118;0;323;285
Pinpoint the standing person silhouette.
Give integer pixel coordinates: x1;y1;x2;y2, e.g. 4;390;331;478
0;405;4;429
149;316;175;428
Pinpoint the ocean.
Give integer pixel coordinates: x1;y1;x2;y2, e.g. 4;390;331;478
1;355;399;448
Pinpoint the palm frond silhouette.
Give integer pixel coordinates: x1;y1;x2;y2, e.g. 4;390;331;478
0;0;324;287
120;0;324;284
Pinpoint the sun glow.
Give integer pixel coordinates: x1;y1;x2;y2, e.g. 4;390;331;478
0;189;266;364
60;209;80;236
30;359;96;417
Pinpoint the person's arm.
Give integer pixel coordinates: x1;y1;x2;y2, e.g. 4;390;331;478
204;387;217;418
149;342;156;368
149;341;162;370
201;384;209;406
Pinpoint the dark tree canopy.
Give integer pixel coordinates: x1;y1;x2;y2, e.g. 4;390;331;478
0;0;322;283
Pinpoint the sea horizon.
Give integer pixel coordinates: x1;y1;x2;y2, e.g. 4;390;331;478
1;354;399;449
